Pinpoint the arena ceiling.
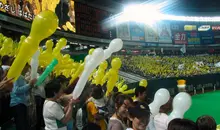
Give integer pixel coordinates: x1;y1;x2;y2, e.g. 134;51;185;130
76;0;220;15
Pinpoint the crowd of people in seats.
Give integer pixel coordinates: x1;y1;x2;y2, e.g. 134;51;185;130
0;55;218;130
116;55;220;79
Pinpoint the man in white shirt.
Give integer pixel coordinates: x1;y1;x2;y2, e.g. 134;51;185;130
43;79;78;130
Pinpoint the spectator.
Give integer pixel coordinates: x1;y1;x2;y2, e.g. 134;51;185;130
1;55;11;74
168;119;197;130
43;79;78;130
154;98;172;130
196;115;216;130
86;85;108;130
10;64;37;130
108;94;133;130
127;102;151;130
134;86;147;104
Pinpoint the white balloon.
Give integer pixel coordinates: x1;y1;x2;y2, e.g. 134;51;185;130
31;50;40;80
168;92;192;123
102;38;123;61
84;55;91;64
103;49;111;60
109;38;123;52
149;88;170;117
72;48;104;99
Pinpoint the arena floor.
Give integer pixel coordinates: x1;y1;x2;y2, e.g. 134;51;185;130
185;91;220;124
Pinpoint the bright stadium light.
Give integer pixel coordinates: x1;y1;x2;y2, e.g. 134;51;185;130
121;4;163;24
113;0;220;27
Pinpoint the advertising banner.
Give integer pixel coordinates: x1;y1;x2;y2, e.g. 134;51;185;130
116;23;130;40
0;0;61;21
75;2;113;39
184;25;197;31
212;25;220;31
174;32;188;44
198;25;211;32
157;21;172;43
200;31;214;44
144;23;158;42
187;32;200;44
0;0;77;33
56;0;76;33
213;31;220;44
129;22;145;41
170;22;184;32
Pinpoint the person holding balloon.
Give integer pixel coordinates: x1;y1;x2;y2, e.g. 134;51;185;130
10;64;37;130
43;78;79;130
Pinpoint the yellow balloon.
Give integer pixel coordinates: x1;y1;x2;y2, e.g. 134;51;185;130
69;63;84;85
0;38;13;56
7;10;58;80
53;38;67;70
104;58;122;96
111;58;122;70
119;84;128;92
117;80;124;89
122;88;135;94
0;33;4;47
132;96;136;101
139;79;148;87
93;61;108;85
39;39;54;67
89;48;95;55
53;38;67;57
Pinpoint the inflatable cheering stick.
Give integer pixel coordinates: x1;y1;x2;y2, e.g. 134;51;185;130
72;48;104;99
139;79;148;88
7;10;58;80
102;58;122;96
149;88;170;117
168;92;192;123
15;35;26;56
39;39;54;67
0;38;13;56
92;61;108;85
36;58;58;86
30;50;40;80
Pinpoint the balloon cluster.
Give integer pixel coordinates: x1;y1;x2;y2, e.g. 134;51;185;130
1;10;127;99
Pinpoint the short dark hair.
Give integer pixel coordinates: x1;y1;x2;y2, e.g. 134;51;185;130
91;86;104;99
2;56;11;65
168;119;197;130
135;86;146;97
115;94;133;110
45;80;62;98
196;115;216;130
56;75;69;84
